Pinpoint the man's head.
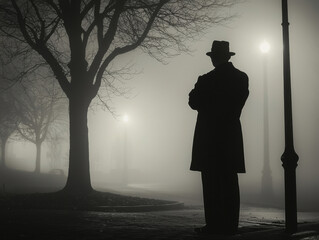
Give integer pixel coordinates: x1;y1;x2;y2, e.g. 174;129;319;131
206;41;235;67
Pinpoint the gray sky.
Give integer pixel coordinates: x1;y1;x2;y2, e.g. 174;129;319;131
6;0;319;209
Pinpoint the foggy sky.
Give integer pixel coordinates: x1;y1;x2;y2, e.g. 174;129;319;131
5;0;319;209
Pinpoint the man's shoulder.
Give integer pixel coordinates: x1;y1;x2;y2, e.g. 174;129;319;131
231;66;249;89
198;70;215;80
231;64;248;80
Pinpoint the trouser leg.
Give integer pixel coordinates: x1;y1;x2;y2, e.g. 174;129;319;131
221;172;240;232
201;171;240;232
201;171;223;228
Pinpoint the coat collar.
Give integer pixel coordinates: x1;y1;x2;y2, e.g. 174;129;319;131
214;62;233;71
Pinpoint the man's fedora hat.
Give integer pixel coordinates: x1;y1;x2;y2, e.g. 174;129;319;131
206;40;235;57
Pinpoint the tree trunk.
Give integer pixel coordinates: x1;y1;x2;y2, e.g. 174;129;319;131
34;141;42;173
0;137;8;169
63;96;93;194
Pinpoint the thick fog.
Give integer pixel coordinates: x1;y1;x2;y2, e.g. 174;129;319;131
3;0;319;210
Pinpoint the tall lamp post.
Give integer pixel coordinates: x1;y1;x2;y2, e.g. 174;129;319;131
259;41;273;199
281;0;299;234
122;114;129;186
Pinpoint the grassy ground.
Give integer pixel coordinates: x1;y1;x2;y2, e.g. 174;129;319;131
0;168;177;211
0;190;176;211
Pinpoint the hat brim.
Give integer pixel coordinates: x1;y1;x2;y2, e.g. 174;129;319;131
206;52;236;57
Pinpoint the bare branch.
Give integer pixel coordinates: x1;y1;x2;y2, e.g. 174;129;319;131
10;0;37;48
80;0;96;20
92;0;168;97
30;0;45;41
44;0;63;18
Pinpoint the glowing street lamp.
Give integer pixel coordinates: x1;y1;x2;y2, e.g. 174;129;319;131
260;41;271;54
260;41;273;200
122;114;129;123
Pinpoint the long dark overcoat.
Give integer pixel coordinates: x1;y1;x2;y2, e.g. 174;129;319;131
188;62;249;173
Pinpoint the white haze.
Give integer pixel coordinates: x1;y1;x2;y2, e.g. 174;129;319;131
3;0;319;210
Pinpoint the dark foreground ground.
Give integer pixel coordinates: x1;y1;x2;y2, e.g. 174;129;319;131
1;170;319;239
1;203;319;240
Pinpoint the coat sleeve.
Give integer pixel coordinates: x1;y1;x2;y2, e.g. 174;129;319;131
213;71;249;120
235;73;249;118
225;72;249;119
188;76;205;110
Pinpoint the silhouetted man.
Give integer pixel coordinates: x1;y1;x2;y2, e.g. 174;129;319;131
188;40;249;235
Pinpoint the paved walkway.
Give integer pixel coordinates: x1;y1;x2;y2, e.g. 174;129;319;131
1;205;319;240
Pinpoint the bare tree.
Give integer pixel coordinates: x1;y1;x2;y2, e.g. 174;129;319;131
0;90;19;169
12;76;63;173
0;0;237;193
0;39;20;170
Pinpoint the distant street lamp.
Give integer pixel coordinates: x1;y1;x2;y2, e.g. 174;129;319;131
123;114;129;123
260;41;274;199
122;114;129;186
260;41;271;54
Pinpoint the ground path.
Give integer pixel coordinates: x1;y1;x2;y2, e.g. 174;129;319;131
1;205;319;240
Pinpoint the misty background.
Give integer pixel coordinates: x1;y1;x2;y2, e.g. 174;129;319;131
2;0;319;210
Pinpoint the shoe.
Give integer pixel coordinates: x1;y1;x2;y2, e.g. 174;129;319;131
194;225;220;235
194;225;238;236
223;226;238;235
223;229;238;236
